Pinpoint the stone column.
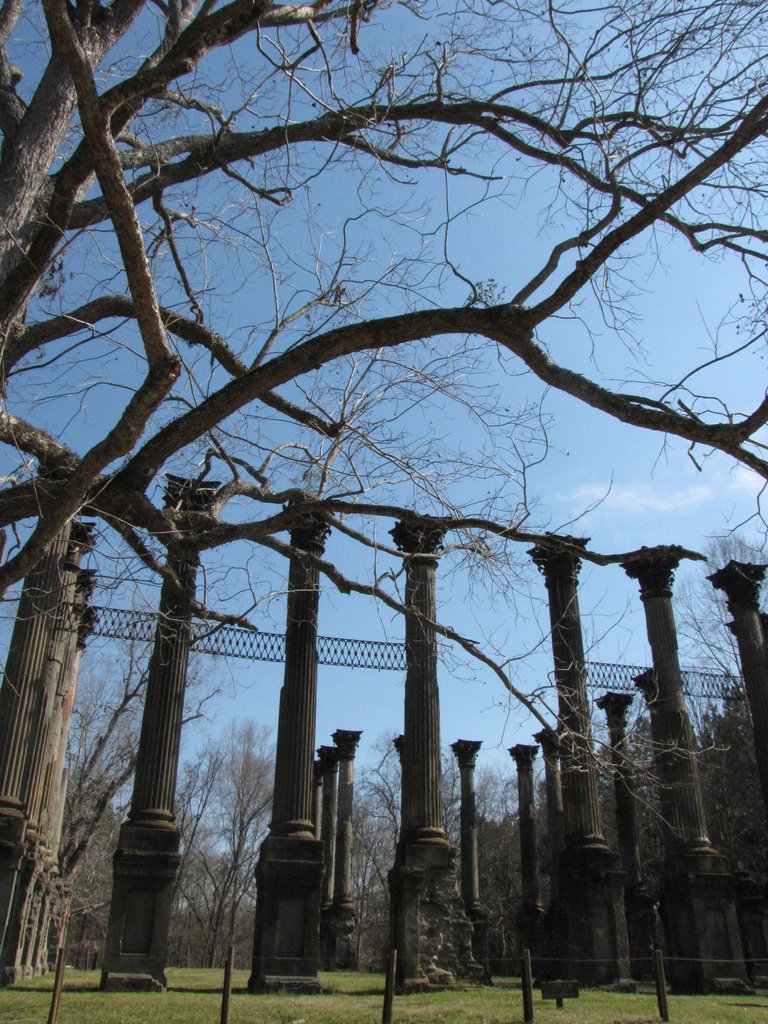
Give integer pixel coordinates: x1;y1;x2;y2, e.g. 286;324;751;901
595;693;656;979
389;519;479;991
326;729;361;968
102;478;217;992
708;562;768;978
531;543;629;985
451;740;488;971
312;759;324;842
249;509;330;994
626;554;747;991
510;745;544;958
0;524;78;986
532;727;563;902
708;562;768;820
317;744;339;967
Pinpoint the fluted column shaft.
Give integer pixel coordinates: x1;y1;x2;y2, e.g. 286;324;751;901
596;693;642;885
39;568;96;847
332;730;361;909
531;544;605;845
392;521;446;843
24;526;92;838
317;746;339;906
271;514;329;836
511;745;542;907
533;727;563;900
625;556;710;852
0;527;72;818
451;740;482;913
313;759;323;841
129;551;197;826
708;561;768;822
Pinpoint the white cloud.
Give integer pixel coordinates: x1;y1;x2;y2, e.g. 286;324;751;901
569;481;714;515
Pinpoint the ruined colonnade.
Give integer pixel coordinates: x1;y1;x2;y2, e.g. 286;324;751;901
4;500;768;993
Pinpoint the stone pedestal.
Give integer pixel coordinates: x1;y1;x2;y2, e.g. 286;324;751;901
510;745;544;959
627;552;747;992
249;508;331;994
389;519;480;992
531;543;629;986
734;871;768;980
102;478;216;991
596;692;656;979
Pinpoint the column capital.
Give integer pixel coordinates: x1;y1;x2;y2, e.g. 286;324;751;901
317;744;340;774
623;550;683;599
633;668;657;705
596;692;633;731
74;569;98;649
392;734;405;762
313;757;324;786
66;521;96;568
533;726;560;758
390;518;445;557
451;739;482;769
332;729;362;760
509;743;539;770
528;537;589;588
287;502;332;555
708;560;767;612
164;474;220;511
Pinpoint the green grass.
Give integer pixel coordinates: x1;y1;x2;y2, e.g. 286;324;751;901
1;969;767;1024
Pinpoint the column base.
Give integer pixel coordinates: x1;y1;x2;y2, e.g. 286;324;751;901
625;882;657;980
320;900;357;970
0;812;34;988
735;872;768;980
100;821;181;991
389;838;483;992
248;833;324;993
556;840;630;986
661;849;748;992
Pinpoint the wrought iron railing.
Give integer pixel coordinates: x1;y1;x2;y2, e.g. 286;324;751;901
87;604;741;695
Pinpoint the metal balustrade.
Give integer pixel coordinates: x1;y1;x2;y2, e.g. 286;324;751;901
85;604;742;695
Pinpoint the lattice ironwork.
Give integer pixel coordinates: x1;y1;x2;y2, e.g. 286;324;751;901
87;605;740;694
586;661;742;702
89;604;405;671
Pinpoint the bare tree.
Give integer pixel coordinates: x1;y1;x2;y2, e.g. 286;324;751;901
2;0;768;708
173;720;273;967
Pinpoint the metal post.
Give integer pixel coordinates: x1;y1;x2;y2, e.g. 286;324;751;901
522;948;535;1024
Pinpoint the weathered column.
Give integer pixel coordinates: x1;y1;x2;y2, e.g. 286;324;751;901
312;759;324;842
708;562;768;977
532;727;563;902
531;542;629;985
510;745;544;958
389;519;480;991
0;524;77;986
451;740;488;971
708;562;768;820
626;553;747;991
317;744;339;967
28;566;96;980
102;478;216;991
327;729;362;968
249;509;330;994
595;693;656;979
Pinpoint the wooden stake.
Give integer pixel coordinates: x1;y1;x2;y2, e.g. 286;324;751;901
220;944;234;1024
47;947;66;1024
654;948;669;1022
521;948;535;1024
382;948;397;1024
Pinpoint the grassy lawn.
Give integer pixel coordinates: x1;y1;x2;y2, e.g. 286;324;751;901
1;969;767;1024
